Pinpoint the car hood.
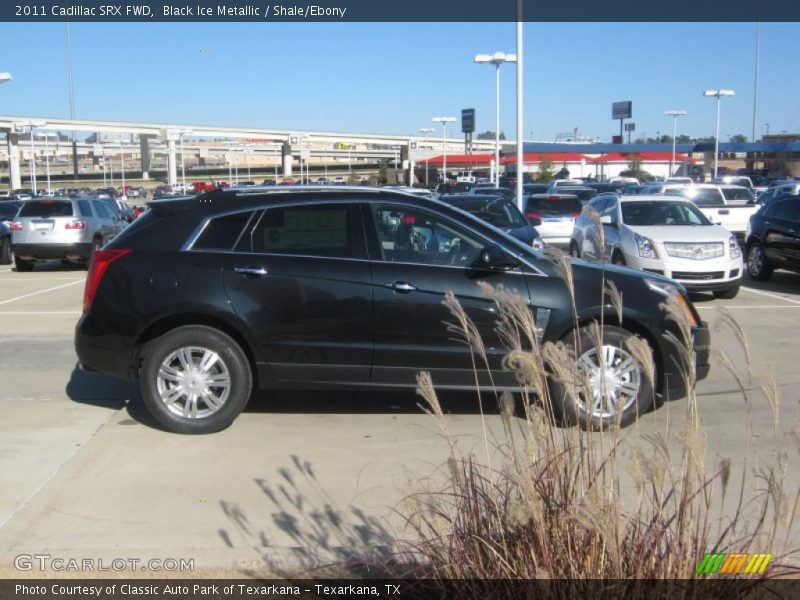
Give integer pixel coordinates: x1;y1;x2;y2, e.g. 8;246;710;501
626;225;732;242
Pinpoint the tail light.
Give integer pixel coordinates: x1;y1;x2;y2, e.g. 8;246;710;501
526;212;543;220
83;249;131;314
570;212;581;218
65;220;86;230
10;221;22;231
548;195;561;201
401;215;416;225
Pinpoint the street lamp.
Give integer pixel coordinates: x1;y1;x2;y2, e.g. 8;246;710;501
474;51;517;187
703;89;735;179
664;110;687;177
432;116;456;185
419;127;435;188
40;132;58;195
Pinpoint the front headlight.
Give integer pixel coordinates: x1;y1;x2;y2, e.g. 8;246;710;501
645;279;697;327
729;234;742;259
635;233;658;259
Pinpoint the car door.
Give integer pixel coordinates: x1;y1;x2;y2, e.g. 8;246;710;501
91;200;114;241
601;197;622;258
580;197;607;259
765;200;800;268
222;201;373;384
363;201;535;388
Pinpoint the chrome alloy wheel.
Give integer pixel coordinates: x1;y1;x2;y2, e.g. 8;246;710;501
575;345;641;419
748;245;764;276
156;346;231;418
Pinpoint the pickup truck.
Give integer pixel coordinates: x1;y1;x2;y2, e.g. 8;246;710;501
665;185;757;243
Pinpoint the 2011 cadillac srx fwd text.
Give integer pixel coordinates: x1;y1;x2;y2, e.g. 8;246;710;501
74;188;710;434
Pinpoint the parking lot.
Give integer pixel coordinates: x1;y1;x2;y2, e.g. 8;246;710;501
1;260;799;575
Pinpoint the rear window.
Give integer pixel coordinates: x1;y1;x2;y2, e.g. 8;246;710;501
721;188;754;202
18;200;74;218
193;211;254;252
444;197;526;228
77;200;93;217
526;197;582;215
0;202;20;219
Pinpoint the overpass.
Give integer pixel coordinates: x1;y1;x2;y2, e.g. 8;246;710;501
0;115;499;189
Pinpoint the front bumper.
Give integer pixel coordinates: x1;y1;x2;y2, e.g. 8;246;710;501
12;242;92;261
627;252;743;293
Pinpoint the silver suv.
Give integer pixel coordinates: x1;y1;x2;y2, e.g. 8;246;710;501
10;196;126;271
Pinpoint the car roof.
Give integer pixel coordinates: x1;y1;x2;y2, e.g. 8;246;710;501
617;194;696;203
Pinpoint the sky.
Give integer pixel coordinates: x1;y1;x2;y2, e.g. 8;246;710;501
1;21;799;142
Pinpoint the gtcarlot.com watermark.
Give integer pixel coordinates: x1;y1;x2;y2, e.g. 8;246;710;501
14;554;195;572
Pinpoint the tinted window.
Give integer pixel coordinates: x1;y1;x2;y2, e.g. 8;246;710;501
371;204;484;267
601;198;618;220
245;205;353;258
772;200;800;222
621;201;711;226
19;200;74;218
77;200;94;218
92;201;112;219
442;196;526;228
194;211;254;252
721;188;755;202
525;197;582;216
0;202;21;220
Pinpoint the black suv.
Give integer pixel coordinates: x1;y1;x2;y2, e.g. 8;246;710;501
745;195;800;280
75;188;710;434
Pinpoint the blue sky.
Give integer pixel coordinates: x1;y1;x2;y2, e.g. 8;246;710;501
1;21;799;141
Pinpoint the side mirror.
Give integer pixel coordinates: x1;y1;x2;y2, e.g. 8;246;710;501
528;217;542;227
474;244;518;271
600;215;616;227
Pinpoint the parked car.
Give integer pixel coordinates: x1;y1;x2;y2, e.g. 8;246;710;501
745;195;800;281
0;221;11;264
545;185;596;205
0;200;22;227
548;179;585;190
468;185;514;198
571;194;743;298
438;194;543;250
664;177;694;185
524;194;583;247
74;188;710;434
754;182;800;208
126;186;148;198
665;185;758;244
10;196;127;271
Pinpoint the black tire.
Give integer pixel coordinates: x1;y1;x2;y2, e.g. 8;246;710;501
713;284;740;299
747;242;773;281
548;325;654;430
0;238;10;265
611;251;626;266
569;241;581;258
13;254;34;272
140;325;253;434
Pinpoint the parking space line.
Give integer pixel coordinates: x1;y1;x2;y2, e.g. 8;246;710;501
698;304;800;309
0;311;82;315
741;286;800;306
0;280;84;306
0;278;84;282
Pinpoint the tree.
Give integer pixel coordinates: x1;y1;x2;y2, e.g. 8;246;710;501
476;130;506;140
621;154;654;182
536;157;554;182
377;164;388;186
729;134;748;143
675;134;693;144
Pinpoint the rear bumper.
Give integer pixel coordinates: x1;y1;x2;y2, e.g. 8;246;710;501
74;321;136;381
12;242;92;261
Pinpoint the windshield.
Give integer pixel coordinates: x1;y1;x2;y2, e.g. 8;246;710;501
721;187;755;202
665;188;724;207
445;196;527;228
621;201;712;226
18;200;75;218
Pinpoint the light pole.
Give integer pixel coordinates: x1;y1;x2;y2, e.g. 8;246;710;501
41;132;57;194
474;51;517;187
120;141;126;199
515;0;524;211
179;129;192;190
432;116;455;186
273;144;279;184
703;89;735;179
419;127;434;188
665;110;687;176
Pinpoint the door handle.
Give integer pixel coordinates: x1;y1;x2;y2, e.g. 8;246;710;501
234;266;268;277
384;281;417;293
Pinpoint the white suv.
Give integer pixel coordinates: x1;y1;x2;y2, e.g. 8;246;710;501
570;194;743;298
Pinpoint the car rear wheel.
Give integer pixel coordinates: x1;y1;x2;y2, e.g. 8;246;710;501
140;325;253;434
747;242;773;281
0;238;10;265
548;325;654;430
13;254;34;272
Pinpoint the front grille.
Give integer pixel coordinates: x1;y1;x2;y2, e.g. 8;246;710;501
671;271;725;281
664;242;724;260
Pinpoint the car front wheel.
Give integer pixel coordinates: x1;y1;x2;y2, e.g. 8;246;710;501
0;238;10;265
140;325;253;434
548;325;654;430
747;242;773;281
